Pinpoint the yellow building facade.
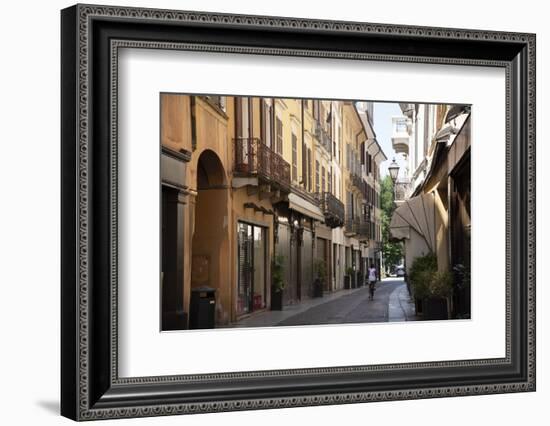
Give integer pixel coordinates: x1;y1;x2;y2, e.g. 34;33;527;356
160;94;385;329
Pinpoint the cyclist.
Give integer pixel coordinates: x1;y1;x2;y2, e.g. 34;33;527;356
368;263;377;300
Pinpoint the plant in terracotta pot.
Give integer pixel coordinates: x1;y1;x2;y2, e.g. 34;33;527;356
271;254;285;311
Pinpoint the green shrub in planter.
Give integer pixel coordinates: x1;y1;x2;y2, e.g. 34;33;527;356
424;271;453;320
271;254;285;310
410;254;453;320
428;271;453;298
409;253;437;299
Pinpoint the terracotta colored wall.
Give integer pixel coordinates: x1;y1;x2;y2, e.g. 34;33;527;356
191;188;231;323
160;94;192;152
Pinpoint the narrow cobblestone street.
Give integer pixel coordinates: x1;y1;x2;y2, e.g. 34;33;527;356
279;278;415;326
233;278;416;328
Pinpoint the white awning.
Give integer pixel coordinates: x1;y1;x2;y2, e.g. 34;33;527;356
288;193;325;222
389;193;436;252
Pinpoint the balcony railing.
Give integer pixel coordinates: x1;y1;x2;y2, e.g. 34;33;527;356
345;216;361;236
319;192;345;228
344;216;372;241
351;172;364;192
234;137;291;192
356;220;370;241
315;121;332;153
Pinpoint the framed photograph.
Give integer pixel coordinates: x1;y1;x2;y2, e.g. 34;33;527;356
61;4;536;421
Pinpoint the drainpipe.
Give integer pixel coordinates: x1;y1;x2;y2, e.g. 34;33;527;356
190;96;197;151
330;102;333;193
272;98;276;150
301;99;306;190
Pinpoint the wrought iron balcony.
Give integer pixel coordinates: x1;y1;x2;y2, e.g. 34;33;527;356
356;220;370;241
319;192;345;228
344;216;372;241
234;137;291;192
315;121;332;153
350;172;364;192
344;216;361;236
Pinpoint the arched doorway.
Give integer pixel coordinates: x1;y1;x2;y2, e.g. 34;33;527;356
191;150;230;325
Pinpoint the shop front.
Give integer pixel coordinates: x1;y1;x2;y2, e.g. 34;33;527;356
236;222;268;317
275;193;324;305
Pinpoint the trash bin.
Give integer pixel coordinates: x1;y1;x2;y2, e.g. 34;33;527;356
189;286;216;329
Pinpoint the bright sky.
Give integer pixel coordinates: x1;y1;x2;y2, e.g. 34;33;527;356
372;102;408;180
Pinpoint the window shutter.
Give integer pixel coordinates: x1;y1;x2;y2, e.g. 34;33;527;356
248;98;254;139
235;97;242;139
308;148;312;191
346;191;352;221
291;133;298;182
260;100;265;142
275;117;283;155
371;155;374;175
302;140;307;188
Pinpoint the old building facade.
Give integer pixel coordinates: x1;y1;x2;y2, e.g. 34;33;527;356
389;102;471;318
160;94;386;328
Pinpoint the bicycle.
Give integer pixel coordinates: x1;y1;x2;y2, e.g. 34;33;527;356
368;280;376;300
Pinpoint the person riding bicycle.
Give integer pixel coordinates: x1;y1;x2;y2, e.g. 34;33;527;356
368;263;377;300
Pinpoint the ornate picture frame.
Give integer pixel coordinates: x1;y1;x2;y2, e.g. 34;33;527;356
61;4;535;421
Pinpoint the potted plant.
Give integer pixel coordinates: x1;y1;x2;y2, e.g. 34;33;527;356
313;259;326;298
422;271;453;320
271;254;285;311
409;254;437;316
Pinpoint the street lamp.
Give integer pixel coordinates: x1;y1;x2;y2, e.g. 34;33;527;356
388;158;400;184
388;158;400;204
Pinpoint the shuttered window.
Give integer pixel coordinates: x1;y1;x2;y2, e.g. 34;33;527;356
261;100;273;148
371;154;375;174
235;98;242;138
307;148;312;191
337;125;341;163
350;192;355;218
291;133;298;182
315;160;320;193
241;97;249;139
275;117;283;155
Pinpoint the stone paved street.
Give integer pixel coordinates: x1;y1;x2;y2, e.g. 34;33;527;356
233;278;417;328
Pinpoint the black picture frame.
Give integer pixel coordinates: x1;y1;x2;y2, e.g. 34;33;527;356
61;4;536;421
